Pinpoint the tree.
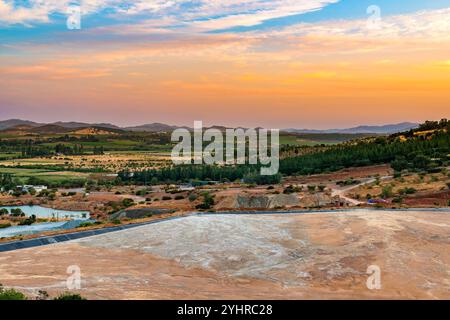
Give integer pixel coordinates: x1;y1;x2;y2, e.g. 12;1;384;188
195;192;215;210
0;173;14;191
381;185;393;199
10;208;25;217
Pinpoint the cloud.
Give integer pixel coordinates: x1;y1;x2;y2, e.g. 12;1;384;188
0;0;338;31
258;7;450;40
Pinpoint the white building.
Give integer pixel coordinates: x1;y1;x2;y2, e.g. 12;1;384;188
17;185;48;193
178;184;195;191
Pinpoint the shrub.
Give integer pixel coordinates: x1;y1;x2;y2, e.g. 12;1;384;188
53;293;86;300
0;223;11;229
174;195;184;200
195;192;215;210
392;197;403;204
122;198;135;207
0;284;27;300
404;187;417;195
381;185;393;199
188;193;198;202
10;208;25;217
111;219;121;225
18;215;36;226
36;290;49;300
283;185;301;194
162;196;172;201
77;221;102;228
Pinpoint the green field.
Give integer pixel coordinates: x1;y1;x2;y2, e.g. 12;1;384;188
279;135;335;146
0;167;88;185
0;153;21;160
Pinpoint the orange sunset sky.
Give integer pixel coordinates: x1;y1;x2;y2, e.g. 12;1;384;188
0;1;449;128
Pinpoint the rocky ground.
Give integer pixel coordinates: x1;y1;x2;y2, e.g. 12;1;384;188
0;209;448;300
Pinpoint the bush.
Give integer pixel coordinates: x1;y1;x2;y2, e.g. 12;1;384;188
0;284;27;300
162;196;172;201
174;195;184;200
283;185;301;194
53;293;86;300
122;198;135;207
381;185;393;199
18;215;36;226
188;193;198;202
0;223;11;229
111;219;121;225
10;208;25;217
77;221;102;228
399;187;417;195
195;192;215;210
392;197;403;204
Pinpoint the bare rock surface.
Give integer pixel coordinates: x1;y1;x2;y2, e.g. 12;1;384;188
0;210;449;299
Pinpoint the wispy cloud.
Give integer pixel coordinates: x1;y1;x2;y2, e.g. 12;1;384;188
0;0;338;31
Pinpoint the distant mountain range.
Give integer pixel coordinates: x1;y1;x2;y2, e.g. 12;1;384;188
0;119;176;133
284;122;419;134
0;119;419;134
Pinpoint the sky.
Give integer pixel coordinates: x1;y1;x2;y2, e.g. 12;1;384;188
0;0;449;128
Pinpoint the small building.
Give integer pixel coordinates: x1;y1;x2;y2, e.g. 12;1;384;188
178;184;195;191
17;185;48;193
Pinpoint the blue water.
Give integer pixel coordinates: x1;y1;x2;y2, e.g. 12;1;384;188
0;206;90;238
0;205;89;219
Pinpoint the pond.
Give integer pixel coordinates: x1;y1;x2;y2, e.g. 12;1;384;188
0;205;91;238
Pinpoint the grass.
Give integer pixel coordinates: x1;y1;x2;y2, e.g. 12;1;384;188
280;133;377;146
0;167;88;185
0;153;21;160
280;135;336;146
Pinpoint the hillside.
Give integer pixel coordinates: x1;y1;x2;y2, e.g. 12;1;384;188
0;119;43;130
125;123;179;132
280;120;449;176
69;127;124;135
